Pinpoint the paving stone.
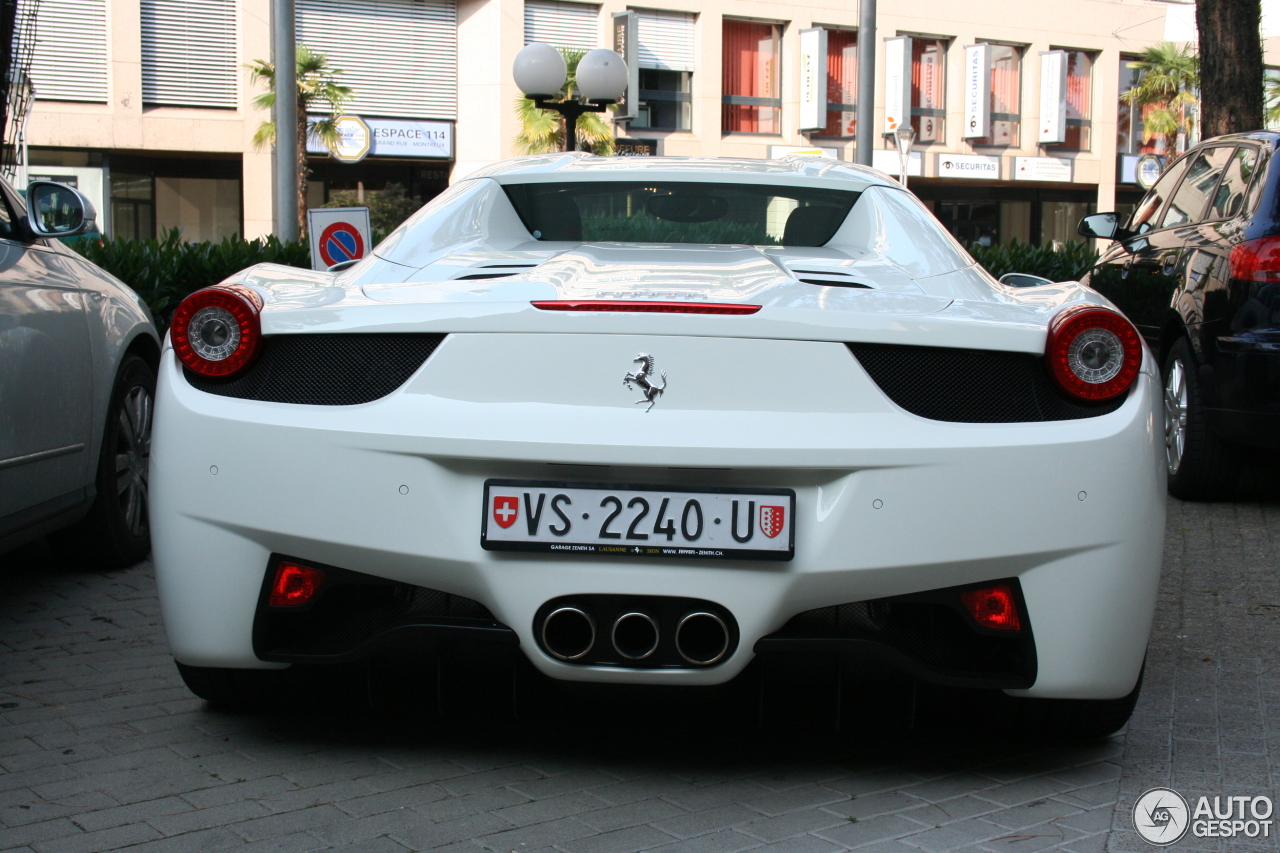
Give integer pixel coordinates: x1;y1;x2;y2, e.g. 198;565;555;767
655;804;761;839
578;798;689;832
559;824;681;853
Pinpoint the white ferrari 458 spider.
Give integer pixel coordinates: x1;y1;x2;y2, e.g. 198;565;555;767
153;155;1165;735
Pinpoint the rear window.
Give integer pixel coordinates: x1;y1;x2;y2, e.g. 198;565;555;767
502;181;860;246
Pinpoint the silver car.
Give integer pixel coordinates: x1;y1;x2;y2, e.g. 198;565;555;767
1;181;159;565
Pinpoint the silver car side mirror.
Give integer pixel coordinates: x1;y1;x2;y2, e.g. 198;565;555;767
26;180;97;238
999;272;1055;288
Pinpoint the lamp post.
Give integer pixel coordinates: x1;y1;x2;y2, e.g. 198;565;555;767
272;0;298;241
514;43;629;152
893;124;916;189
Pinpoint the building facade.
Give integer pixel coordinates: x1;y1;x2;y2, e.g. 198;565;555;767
20;0;1280;246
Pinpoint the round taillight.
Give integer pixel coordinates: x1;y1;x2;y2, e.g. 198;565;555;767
171;286;262;377
1045;305;1142;401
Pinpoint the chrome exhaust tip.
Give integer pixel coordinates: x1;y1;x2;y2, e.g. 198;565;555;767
611;612;659;660
541;606;595;661
675;611;729;666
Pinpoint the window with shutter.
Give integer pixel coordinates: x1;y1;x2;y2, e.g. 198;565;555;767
26;0;108;103
524;1;599;51
141;0;237;109
632;9;694;131
636;9;694;71
297;0;457;121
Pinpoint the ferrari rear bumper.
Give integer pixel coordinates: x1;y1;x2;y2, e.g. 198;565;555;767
152;334;1165;700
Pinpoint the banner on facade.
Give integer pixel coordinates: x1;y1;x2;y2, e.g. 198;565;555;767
916;45;941;142
883;36;911;134
963;44;992;139
1014;156;1073;182
307;117;453;159
799;28;828;131
871;149;923;177
307;207;372;271
1038;51;1068;145
612;11;639;123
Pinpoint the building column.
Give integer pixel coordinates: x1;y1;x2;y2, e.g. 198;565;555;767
455;0;523;181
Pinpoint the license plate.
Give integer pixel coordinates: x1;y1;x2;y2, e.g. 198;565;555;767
481;480;795;561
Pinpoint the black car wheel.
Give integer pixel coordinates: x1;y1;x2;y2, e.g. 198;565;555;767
1164;338;1240;501
54;355;156;567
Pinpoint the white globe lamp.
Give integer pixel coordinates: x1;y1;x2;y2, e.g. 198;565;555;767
575;48;629;103
513;42;567;98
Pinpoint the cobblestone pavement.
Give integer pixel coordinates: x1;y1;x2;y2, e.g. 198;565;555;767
1;494;1276;853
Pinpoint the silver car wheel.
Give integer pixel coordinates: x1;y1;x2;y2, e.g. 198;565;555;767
115;385;153;537
1164;358;1188;476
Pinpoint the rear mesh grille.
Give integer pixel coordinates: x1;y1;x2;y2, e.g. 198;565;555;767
847;342;1127;423
185;333;445;405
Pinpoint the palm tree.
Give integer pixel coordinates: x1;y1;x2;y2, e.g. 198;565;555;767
515;48;615;155
1121;42;1200;157
247;44;355;234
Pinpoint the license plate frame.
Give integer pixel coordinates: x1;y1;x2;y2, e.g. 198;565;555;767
481;479;796;561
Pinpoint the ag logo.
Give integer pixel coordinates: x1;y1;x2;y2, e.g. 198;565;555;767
1133;787;1190;845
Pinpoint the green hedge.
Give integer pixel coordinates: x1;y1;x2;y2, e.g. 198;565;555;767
965;239;1099;282
70;230;1101;327
71;229;309;326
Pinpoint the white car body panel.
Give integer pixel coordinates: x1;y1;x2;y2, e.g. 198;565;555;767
152;155;1166;699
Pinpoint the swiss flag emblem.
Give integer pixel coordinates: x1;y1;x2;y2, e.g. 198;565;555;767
759;505;785;539
493;495;519;529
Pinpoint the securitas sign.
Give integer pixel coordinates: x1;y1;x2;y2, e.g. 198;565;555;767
308;117;453;159
937;153;1000;179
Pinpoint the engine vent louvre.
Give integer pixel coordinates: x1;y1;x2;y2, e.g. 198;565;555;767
185;334;446;405
847;342;1127;422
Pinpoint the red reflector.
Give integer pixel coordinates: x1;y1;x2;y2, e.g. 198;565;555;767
531;300;761;315
269;562;326;607
1229;235;1280;282
960;584;1022;631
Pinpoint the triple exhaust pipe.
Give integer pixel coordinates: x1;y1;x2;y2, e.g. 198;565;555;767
540;606;730;666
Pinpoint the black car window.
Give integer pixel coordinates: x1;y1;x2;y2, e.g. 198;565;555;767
1207;145;1260;220
502;181;859;246
1129;157;1191;234
1160;146;1234;228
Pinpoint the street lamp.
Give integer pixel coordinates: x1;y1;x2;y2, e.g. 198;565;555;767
514;42;629;152
893;124;917;189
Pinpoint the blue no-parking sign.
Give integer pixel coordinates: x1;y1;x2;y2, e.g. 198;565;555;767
307;207;373;271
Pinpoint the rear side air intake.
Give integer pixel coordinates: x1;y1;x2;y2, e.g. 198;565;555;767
848;343;1127;423
185;333;445;405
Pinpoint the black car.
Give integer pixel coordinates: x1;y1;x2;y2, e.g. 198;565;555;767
1079;131;1280;500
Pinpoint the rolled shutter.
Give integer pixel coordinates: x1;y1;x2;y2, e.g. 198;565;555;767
297;0;457;120
141;0;237;108
636;9;694;71
524;1;599;51
25;0;108;103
